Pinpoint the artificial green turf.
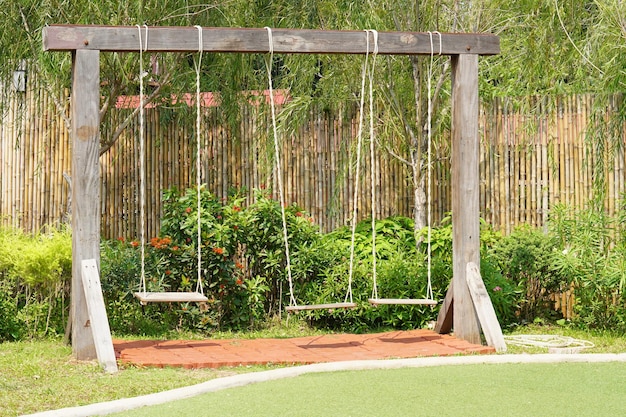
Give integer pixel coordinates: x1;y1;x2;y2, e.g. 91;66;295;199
112;362;626;417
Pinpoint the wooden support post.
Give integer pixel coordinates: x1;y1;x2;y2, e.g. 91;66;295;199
466;262;506;352
450;53;481;344
70;49;101;360
81;259;118;372
434;283;453;334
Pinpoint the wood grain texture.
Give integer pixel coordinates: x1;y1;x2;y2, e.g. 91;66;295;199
465;262;506;352
71;49;101;361
285;302;357;312
434;284;454;334
451;54;482;345
81;259;118;372
133;291;209;304
368;298;438;306
43;25;500;55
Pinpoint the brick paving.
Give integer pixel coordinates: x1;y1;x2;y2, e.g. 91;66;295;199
114;329;494;369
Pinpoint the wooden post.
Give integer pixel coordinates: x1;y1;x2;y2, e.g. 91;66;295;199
465;262;506;352
81;259;118;372
450;54;481;344
70;49;101;360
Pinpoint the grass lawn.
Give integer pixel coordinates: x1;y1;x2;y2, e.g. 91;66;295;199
110;362;626;417
0;340;259;417
1;324;625;416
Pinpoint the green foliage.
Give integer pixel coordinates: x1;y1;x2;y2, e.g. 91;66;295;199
293;217;447;331
479;253;523;328
549;203;626;331
103;187;320;332
100;239;179;336
489;225;565;323
0;281;23;342
0;226;71;339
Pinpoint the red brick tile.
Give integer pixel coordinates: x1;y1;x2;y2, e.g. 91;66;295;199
113;330;493;369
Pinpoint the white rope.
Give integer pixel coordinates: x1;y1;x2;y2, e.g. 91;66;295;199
194;25;205;295
366;29;379;301
137;24;148;295
264;27;296;307
504;335;594;352
425;31;441;301
347;30;374;303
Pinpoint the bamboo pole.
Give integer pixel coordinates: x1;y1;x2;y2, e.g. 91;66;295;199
4;91;626;237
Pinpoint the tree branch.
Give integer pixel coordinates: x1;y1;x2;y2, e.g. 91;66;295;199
99;72;172;156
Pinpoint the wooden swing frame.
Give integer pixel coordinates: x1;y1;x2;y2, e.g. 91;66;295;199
43;25;501;366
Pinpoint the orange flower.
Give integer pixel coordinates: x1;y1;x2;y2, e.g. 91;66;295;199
150;236;172;249
185;207;192;214
212;247;224;255
165;270;171;275
233;205;241;212
117;236;125;243
235;262;244;270
131;240;139;247
236;278;243;286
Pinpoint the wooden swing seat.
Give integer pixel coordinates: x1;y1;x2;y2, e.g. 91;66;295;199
368;298;437;306
285;302;358;312
133;291;209;305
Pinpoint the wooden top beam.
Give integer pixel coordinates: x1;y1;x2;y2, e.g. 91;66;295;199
43;25;499;56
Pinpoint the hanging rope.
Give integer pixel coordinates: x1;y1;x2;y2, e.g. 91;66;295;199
137;24;148;295
365;30;379;301
425;31;441;301
264;27;297;307
347;30;376;303
194;25;205;295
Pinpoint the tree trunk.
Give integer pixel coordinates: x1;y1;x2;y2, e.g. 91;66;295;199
413;171;427;232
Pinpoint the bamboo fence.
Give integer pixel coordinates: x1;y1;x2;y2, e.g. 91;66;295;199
1;84;625;245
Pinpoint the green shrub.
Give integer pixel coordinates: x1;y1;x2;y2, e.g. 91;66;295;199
480;253;523;328
549;203;626;331
102;187;321;333
0;281;23;341
0;226;71;339
293;217;448;331
100;239;180;336
489;225;565;323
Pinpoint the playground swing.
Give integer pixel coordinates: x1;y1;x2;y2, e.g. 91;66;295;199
367;31;441;308
264;27;373;312
133;25;209;305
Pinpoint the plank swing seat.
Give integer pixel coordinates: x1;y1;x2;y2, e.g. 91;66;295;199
285;302;357;312
133;291;209;305
368;298;437;306
133;26;209;308
265;27;359;313
366;31;440;310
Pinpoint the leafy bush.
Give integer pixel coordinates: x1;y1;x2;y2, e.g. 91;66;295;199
103;187;320;333
0;281;23;342
293;217;449;331
549;203;626;331
100;239;181;335
0;226;71;339
479;253;523;328
489;225;565;322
